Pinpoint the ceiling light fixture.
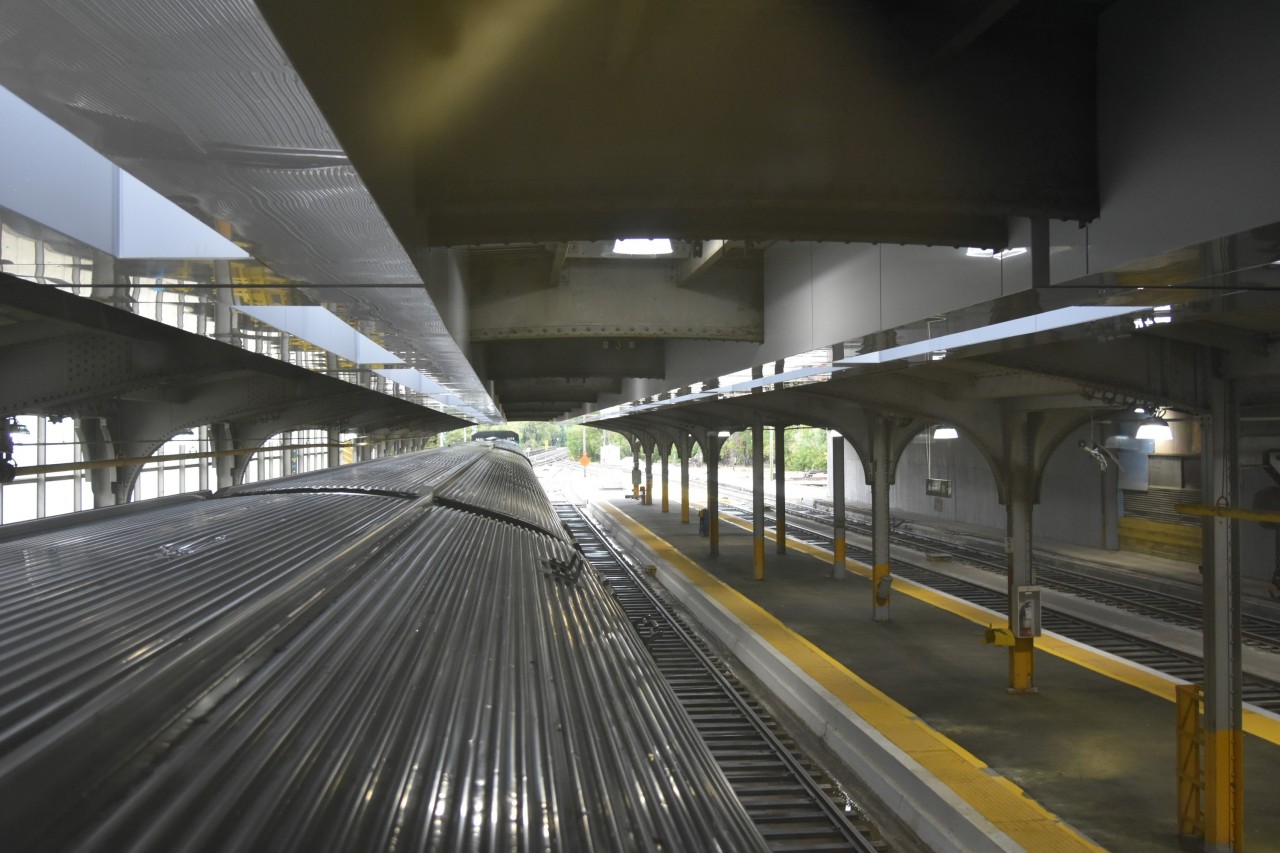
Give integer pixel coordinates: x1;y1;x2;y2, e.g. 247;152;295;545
613;238;673;255
1135;415;1173;441
932;426;959;440
965;247;1027;260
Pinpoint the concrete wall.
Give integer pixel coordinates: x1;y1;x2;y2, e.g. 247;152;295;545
841;425;1105;549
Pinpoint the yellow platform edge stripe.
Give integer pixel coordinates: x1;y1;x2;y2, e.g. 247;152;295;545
601;501;1106;853
711;508;1280;747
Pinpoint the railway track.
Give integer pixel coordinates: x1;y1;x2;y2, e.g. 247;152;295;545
712;499;1280;714
773;490;1280;652
554;501;885;852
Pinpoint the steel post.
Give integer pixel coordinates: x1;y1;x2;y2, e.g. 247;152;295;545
1203;374;1243;852
708;434;720;557
680;436;691;523
831;432;846;579
872;416;892;620
1006;412;1036;693
752;417;765;580
644;445;653;506
660;445;669;512
774;424;787;554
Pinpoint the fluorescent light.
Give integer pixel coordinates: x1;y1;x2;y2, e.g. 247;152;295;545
932;426;959;440
966;247;1026;260
235;306;403;365
835;306;1146;367
1135;417;1173;441
717;430;734;437
613;238;673;255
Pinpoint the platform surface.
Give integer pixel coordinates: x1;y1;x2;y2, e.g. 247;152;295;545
598;492;1280;853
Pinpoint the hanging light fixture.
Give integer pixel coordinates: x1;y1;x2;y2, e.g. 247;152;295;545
613;238;673;255
1135;414;1173;441
932;426;959;440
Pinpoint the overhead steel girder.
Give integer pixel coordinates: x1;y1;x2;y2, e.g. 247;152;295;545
467;254;763;344
480;339;665;381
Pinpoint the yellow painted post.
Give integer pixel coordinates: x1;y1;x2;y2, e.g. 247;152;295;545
1205;729;1232;848
873;563;892;608
1008;637;1034;694
1233;727;1244;847
1176;683;1204;839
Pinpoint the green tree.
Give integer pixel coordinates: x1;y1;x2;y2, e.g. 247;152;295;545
505;421;562;450
785;427;827;473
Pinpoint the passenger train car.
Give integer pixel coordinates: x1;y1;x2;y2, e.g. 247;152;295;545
0;442;768;851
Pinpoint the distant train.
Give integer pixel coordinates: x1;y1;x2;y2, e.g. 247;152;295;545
0;442;767;851
471;428;521;443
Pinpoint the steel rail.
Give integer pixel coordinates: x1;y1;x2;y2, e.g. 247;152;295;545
715;500;1280;714
555;501;884;852
776;488;1280;652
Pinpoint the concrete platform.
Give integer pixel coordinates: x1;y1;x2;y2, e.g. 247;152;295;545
593;494;1280;853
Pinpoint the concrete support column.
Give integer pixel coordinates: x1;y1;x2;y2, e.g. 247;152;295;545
213;259;234;344
1101;458;1119;551
357;439;371;463
660;445;670;512
680;436;691;523
871;416;892;620
1203;373;1243;852
831;432;846;579
644;445;653;506
708;433;721;557
774;424;787;554
76;417;117;507
214;423;238;488
631;438;642;500
327;426;341;469
752;417;765;580
1004;413;1037;694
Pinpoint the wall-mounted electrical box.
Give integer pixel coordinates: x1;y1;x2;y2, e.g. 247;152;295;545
1015;585;1042;638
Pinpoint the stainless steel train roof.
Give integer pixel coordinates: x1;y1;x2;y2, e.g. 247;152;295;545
0;450;767;851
